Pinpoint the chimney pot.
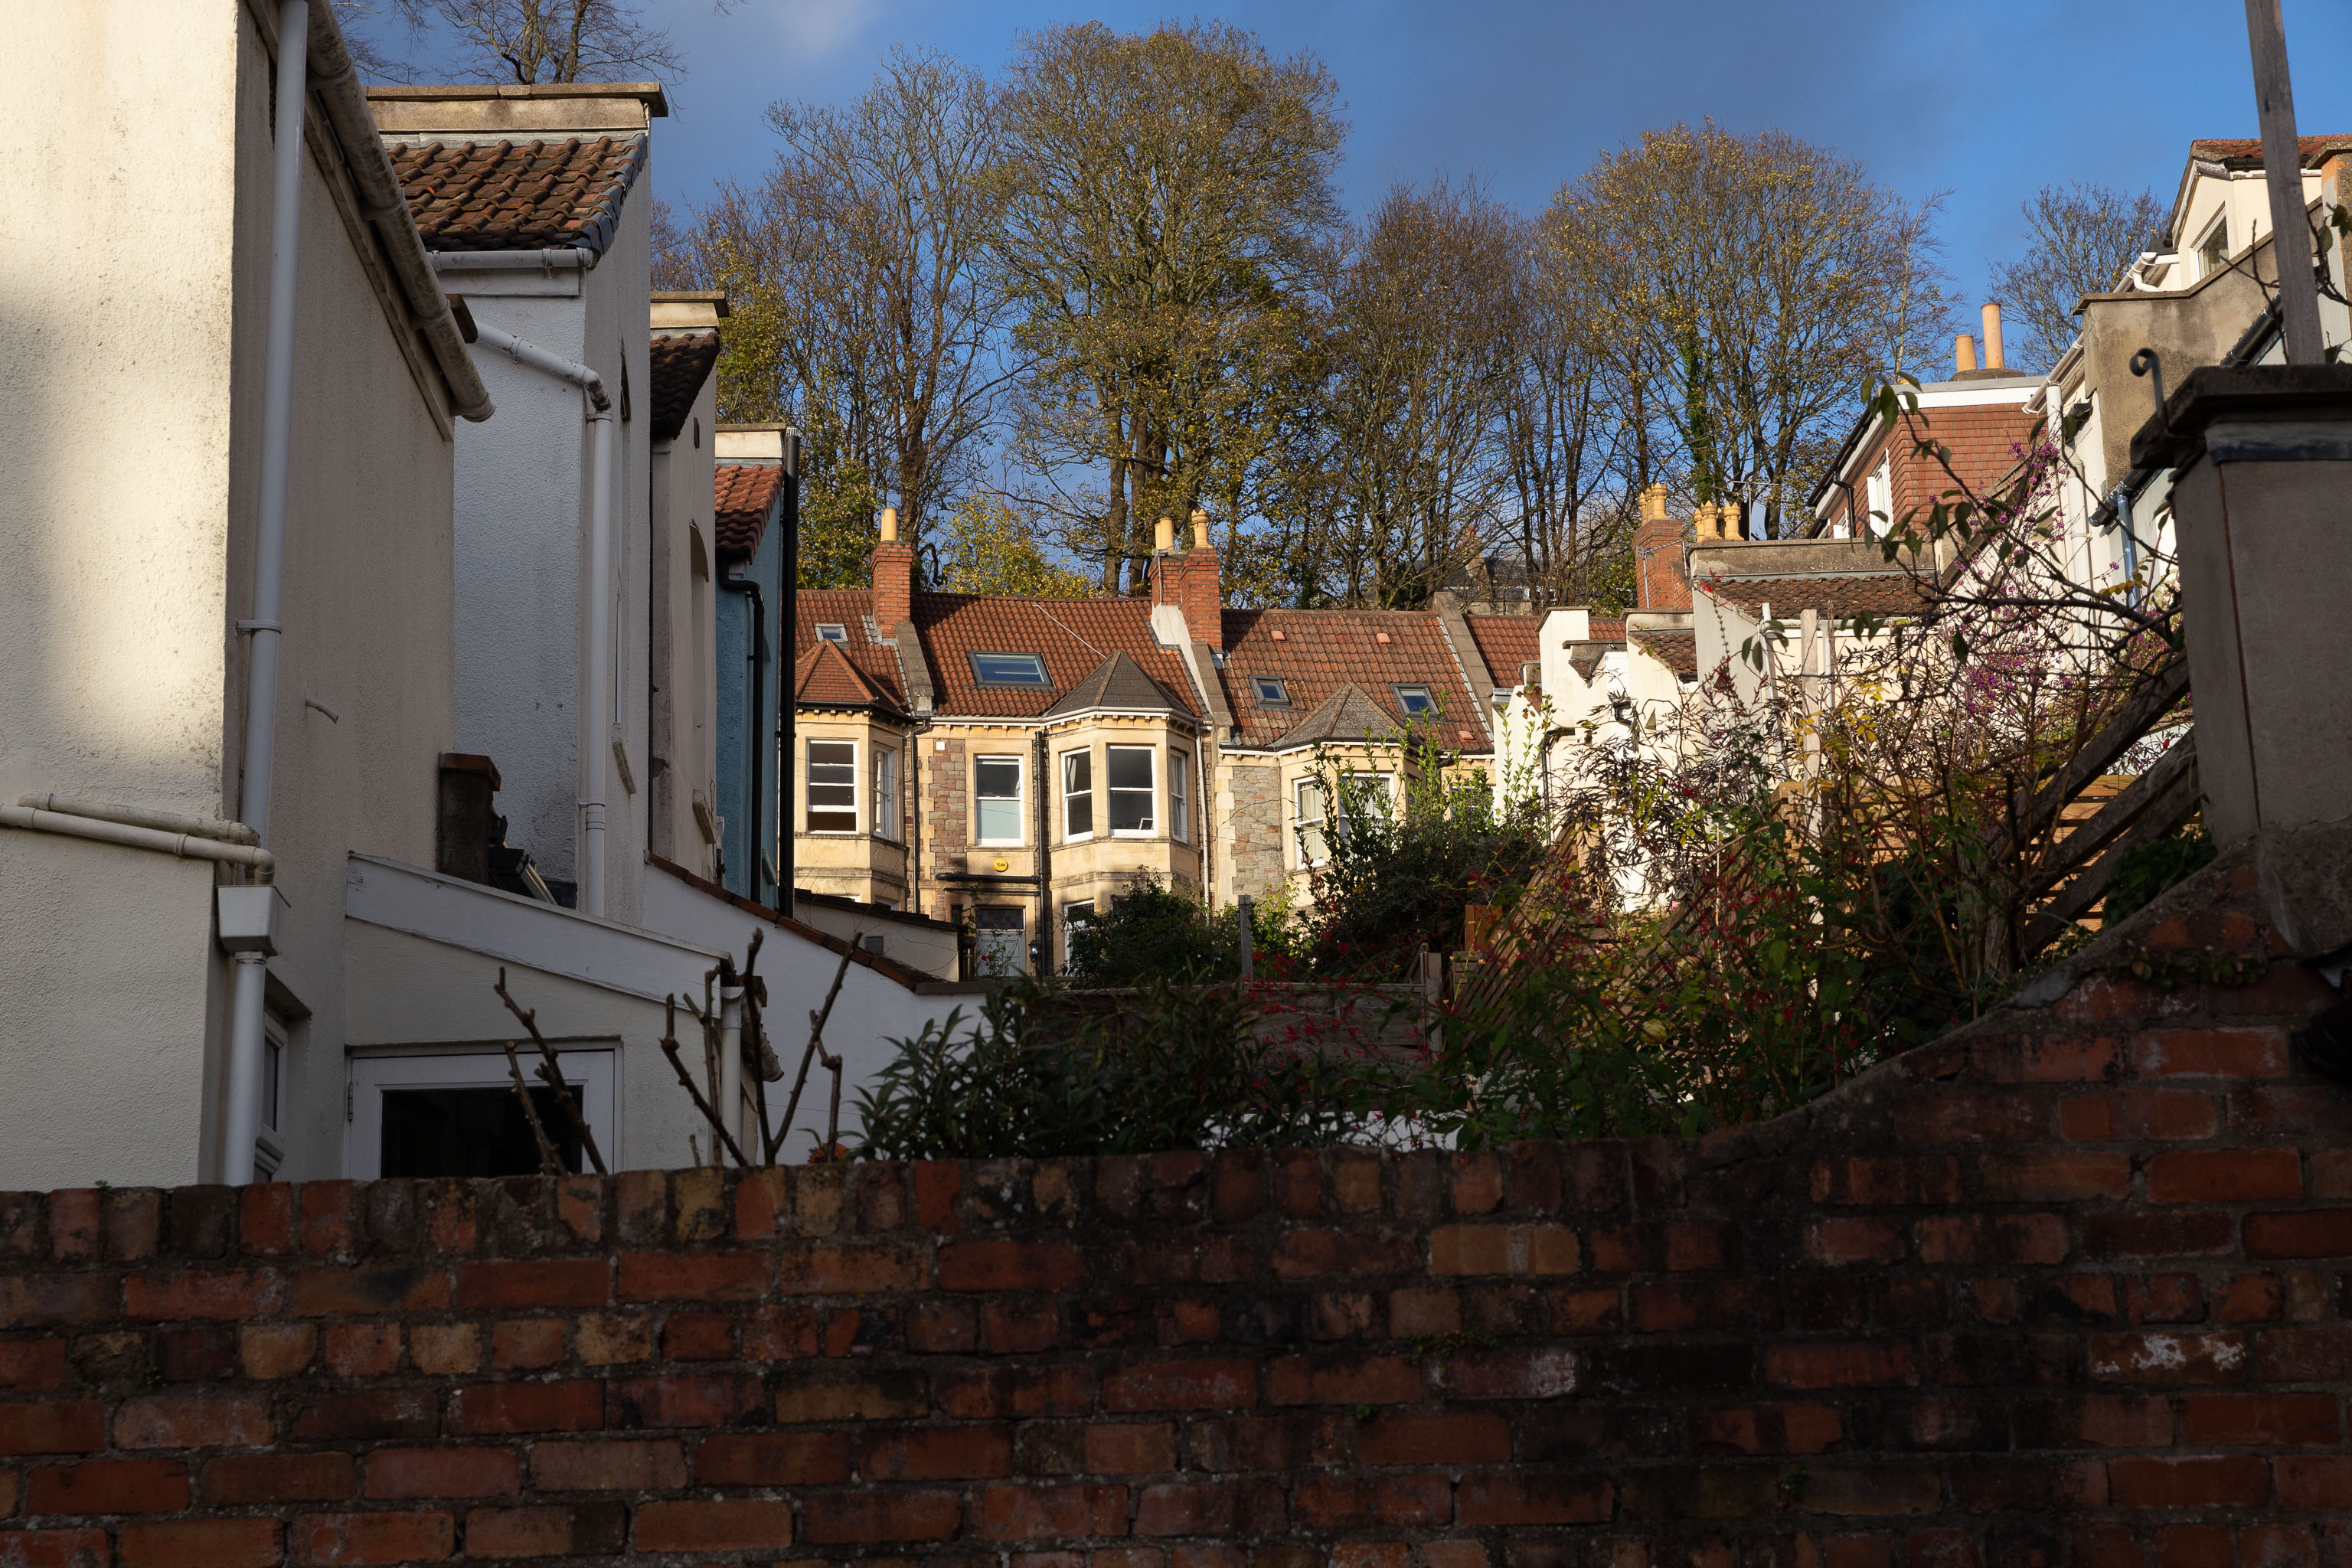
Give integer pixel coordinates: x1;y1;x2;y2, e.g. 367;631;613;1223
1190;508;1210;550
1640;482;1669;521
880;505;899;543
1955;334;1978;374
1155;515;1175;552
1980;302;2004;371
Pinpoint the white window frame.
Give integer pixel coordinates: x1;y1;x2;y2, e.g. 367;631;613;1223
806;737;859;834
1295;772;1392;867
1061;749;1094;841
254;1014;289;1180
1170;750;1190;844
345;1047;619;1181
974;755;1026;847
1063;900;1096;969
815;622;850;644
1865;459;1893;539
1106;744;1156;837
872;746;900;843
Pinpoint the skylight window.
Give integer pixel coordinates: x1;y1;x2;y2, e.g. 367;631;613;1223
1393;684;1437;717
969;652;1051;688
815;623;849;644
1252;675;1290;707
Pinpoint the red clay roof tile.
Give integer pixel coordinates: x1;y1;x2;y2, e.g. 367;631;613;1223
1219;609;1489;751
649;332;720;443
795;590;908;707
714;465;782;558
1629;628;1698;678
916;595;1203;720
390;136;645;254
1463;614;1541;687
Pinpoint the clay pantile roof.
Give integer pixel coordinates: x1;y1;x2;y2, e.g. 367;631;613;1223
390;136;646;254
714;465;783;558
1630;629;1698;678
649;332;720;443
795;642;899;711
2189;134;2352;168
1217;608;1490;752
1697;573;1934;621
915;594;1202;720
795;590;908;707
1463;614;1541;688
1587;616;1627;644
1043;652;1189;718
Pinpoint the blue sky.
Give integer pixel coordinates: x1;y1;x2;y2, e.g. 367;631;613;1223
559;0;2352;307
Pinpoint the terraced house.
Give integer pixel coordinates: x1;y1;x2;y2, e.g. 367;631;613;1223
789;511;1547;974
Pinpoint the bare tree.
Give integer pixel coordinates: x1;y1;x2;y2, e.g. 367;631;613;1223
1989;182;2168;373
1550;123;1958;537
1312;181;1519;607
997;21;1345;593
390;0;687;83
678;49;1007;570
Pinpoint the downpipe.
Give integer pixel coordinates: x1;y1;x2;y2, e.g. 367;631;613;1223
224;0;311;1187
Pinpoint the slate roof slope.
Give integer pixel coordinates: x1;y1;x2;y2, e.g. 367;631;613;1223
796;642;900;712
1043;652;1193;719
389;136;646;254
1282;682;1410;747
650;334;720;443
1218;609;1488;751
714;466;783;557
1697;573;1933;621
795;590;907;707
913;594;1201;720
1463;614;1541;688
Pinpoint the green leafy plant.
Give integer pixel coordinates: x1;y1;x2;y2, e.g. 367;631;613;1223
2100;823;2213;926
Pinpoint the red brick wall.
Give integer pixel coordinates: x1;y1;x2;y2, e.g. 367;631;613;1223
2;855;2349;1566
1891;404;2040;526
1632;514;1691;612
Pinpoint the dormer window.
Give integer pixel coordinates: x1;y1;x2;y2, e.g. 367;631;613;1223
1393;684;1436;717
815;623;849;644
1253;675;1291;707
970;652;1050;688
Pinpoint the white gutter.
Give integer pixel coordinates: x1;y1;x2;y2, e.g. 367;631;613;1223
469;320;616;916
430;249;595;272
222;0;313;1188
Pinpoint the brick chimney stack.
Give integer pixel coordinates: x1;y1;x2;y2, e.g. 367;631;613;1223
872;505;914;632
1632;483;1692;612
1182;508;1222;652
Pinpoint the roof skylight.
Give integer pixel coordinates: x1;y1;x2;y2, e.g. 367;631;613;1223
970;652;1052;688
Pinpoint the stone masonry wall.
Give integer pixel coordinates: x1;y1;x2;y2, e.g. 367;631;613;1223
2;854;2350;1566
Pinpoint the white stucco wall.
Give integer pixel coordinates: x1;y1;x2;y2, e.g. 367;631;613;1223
444;172;652;923
0;2;457;1188
648;368;720;877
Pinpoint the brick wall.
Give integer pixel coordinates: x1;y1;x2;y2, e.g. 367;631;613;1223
3;853;2350;1566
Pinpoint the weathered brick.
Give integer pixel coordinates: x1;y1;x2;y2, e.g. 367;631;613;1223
1357;1410;1511;1464
1135;1481;1235;1536
407;1323;480;1375
286;1390;437;1442
2179;1392;2340;1445
202;1452;357;1504
801;1490;965;1543
530;1439;688;1492
446;1380;602;1435
1765;1342;1913;1389
776;1241;926;1294
1104;1359;1256;1413
2246;1210;2352;1259
324;1322;401;1378
939;1241;1087;1292
292;1265;448;1316
450;1259;608;1310
1429;1225;1578;1276
0;1340;68;1392
1271;1230;1415;1278
1267;1354;1419;1406
973;1484;1130;1540
616;1249;771;1301
693;1432;851;1486
361;1447;519;1499
114;1392;272;1449
125;1268;281;1321
2132;1026;2290;1077
118;1517;280;1568
464;1504;625;1560
633;1498;798;1552
290;1510;456;1565
0;1529;108;1567
1455;1472;1613;1524
2145;1148;2303;1204
861;1426;1015;1480
2108;1454;2270;1508
2086;1331;2249;1383
240;1322;318;1379
27;1457;191;1514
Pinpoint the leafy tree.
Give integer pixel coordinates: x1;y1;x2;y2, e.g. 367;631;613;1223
934;495;1094;597
1062;874;1291;984
1988;182;2168;373
998;21;1345;593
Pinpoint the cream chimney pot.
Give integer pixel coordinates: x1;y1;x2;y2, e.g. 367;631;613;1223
1640;482;1669;522
1955;334;1978;375
880;505;898;542
1980;302;2005;371
1155;515;1175;552
1190;508;1210;549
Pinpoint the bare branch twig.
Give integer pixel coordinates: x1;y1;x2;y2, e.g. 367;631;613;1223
494;965;608;1174
658;993;754;1168
499;1039;563;1175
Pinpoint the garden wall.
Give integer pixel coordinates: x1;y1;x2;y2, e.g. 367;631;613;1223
3;852;2350;1566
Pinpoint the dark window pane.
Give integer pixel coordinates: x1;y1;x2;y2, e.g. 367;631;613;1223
380;1086;580;1178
